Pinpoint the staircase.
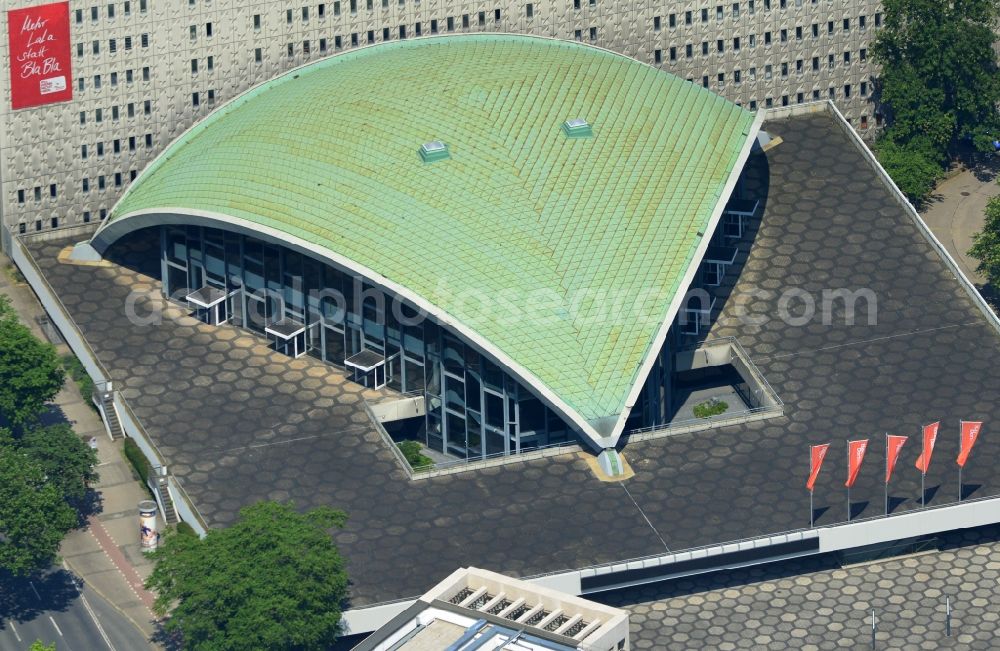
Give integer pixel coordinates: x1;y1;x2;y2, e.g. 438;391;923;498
152;476;179;525
93;387;124;440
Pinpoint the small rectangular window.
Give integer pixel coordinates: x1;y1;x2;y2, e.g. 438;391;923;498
140;0;147;12
125;36;132;50
108;3;115;18
287;8;294;22
17;189;25;204
92;40;100;55
145;134;153;147
206;23;213;37
319;4;326;17
75;9;83;23
81;144;88;159
653;16;660;31
254;14;261;29
669;46;676;61
124;1;131;16
190;25;197;39
303;6;310;20
143;66;150;81
255;47;262;63
191;59;198;73
654;49;662;64
109;39;117;53
287;43;294;57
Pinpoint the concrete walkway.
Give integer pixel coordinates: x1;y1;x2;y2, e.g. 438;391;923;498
921;167;1000;285
0;254;159;647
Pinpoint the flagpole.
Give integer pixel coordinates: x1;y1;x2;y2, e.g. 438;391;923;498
959;420;963;502
884;433;889;516
846;440;851;522
920;426;925;507
810;489;814;528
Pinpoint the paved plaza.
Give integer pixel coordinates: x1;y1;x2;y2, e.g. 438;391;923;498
23;111;1000;608
606;523;1000;650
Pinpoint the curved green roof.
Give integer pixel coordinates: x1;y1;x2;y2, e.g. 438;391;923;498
100;35;756;443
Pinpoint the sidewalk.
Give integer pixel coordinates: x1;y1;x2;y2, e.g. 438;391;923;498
921;167;1000;285
1;253;161;646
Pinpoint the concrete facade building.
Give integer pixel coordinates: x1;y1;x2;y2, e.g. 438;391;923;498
0;0;879;242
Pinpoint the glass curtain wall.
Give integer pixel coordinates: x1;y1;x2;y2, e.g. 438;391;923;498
159;225;573;461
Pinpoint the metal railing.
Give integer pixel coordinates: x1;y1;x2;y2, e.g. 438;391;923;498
518;488;1000;588
362;395;581;480
628;336;784;441
9;234;206;532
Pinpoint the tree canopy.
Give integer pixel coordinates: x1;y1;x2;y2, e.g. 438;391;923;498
0;439;78;575
20;424;99;505
873;0;1000;202
0;295;65;428
145;501;350;651
970;195;1000;287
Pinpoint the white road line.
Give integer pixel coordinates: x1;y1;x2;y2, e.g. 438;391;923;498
63;561;116;651
29;581;41;601
79;592;116;651
9;621;22;642
49;616;63;636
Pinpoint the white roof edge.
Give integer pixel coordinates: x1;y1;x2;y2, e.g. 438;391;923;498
90;209;611;450
604;108;768;446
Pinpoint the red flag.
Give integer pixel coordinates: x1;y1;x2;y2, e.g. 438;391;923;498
957;421;983;467
806;443;830;491
885;435;908;483
915;422;939;473
845;439;869;488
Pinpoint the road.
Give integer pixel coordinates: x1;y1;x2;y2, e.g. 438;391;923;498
0;566;152;651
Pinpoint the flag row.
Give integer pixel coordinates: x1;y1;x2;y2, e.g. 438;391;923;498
806;421;984;491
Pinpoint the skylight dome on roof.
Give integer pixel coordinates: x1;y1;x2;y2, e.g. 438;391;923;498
419;140;450;162
562;118;592;138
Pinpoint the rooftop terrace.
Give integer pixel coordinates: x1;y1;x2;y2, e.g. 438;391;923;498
21;110;1000;610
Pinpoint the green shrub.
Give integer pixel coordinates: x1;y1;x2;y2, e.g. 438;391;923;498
61;353;97;411
176;521;197;538
123;437;151;485
397;440;433;470
693;399;729;419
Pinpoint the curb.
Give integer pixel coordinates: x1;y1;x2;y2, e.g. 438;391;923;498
62;554;158;645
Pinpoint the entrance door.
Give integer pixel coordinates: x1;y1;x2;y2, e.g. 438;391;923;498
227;290;243;328
188;262;204;293
322;324;345;366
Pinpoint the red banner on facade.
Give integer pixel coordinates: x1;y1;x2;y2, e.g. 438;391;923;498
7;2;73;110
885;435;907;483
915;422;939;473
806;443;829;491
845;439;868;488
957;421;983;467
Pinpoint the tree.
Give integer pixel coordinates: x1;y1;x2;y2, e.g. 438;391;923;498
145;502;349;651
0;296;65;429
970;195;1000;286
0;442;77;575
872;0;1000;202
20;424;98;504
28;642;56;651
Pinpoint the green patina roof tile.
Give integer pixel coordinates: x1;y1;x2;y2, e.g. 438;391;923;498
105;35;754;428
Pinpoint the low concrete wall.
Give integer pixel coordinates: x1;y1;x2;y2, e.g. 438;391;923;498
11;235;209;535
818;496;1000;553
369;395;425;423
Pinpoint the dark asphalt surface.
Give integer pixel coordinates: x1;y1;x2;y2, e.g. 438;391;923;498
0;567;152;651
